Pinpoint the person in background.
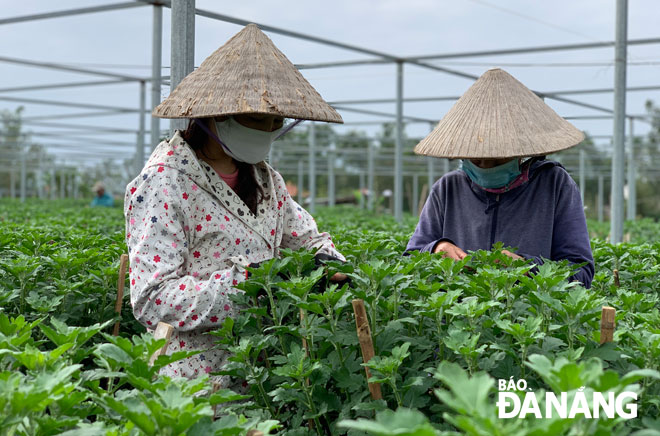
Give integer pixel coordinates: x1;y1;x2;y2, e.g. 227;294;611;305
406;68;594;288
124;24;346;388
90;181;114;207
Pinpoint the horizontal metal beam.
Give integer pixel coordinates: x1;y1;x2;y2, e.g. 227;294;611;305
22;111;141;121
29;130;147;137
564;114;649;120
409;37;660;61
296;59;391;70
547;84;660;96
0;79;130;93
330;85;660;106
0;95;144;113
136;0;399;62
22;120;144;134
333;105;435;123
0;2;147;25
4;138;141;148
295;38;660;70
0;55;147;81
132;0;652;121
330;96;461;105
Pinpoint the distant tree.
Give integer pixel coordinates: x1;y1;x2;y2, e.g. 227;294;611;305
0;107;29;196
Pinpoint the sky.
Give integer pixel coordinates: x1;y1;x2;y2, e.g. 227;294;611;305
0;0;659;172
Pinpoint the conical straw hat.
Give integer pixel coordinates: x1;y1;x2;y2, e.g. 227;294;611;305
153;24;343;123
414;68;584;159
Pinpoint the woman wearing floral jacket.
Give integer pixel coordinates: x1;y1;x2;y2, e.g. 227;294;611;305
124;24;345;388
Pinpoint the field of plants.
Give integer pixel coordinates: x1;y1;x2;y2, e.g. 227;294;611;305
0;199;659;436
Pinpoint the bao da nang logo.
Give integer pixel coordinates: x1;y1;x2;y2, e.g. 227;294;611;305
496;378;638;419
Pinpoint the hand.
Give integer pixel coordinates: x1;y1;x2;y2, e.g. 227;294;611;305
315;253;351;287
502;249;523;260
433;241;467;260
329;272;348;283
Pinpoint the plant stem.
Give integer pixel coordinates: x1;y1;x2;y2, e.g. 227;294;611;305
389;379;403;407
300;378;322;436
251;365;276;418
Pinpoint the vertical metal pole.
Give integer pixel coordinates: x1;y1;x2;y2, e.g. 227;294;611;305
137;80;146;175
579;149;586;205
151;4;163;148
20;153;26;202
60;171;66;198
359;171;365;209
427;157;434;193
170;0;195;134
598;175;604;222
328;137;335;207
610;0;627;243
297;159;303;205
50;169;56;199
9;166;16;198
426;124;435;195
412;173;419;216
73;173;79;199
36;157;43;199
394;61;404;221
627;117;635;221
308;123;316;214
443;158;450;175
367;139;375;211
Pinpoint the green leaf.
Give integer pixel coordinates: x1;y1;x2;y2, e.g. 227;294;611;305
338;408;438;436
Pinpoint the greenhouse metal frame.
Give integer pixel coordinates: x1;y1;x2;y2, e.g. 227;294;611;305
1;0;658;243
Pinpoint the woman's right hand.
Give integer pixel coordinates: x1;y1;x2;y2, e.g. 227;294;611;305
433;241;467;260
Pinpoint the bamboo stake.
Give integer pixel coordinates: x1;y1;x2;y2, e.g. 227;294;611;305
300;308;309;354
149;321;174;367
112;254;129;336
211;381;221;421
613;269;620;288
600;306;616;344
351;299;382;400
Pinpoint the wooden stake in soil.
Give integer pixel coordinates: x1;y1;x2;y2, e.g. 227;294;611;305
351;299;382;400
211;381;222;421
149;322;174;367
112;254;129;336
613;269;620;288
600;306;616;344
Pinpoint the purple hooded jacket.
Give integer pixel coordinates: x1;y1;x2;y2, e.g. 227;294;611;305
406;159;594;288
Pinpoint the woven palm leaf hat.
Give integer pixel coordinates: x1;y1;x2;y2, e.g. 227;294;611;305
153;23;342;123
414;68;584;159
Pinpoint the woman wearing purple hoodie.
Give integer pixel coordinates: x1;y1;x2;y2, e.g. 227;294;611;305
407;68;594;288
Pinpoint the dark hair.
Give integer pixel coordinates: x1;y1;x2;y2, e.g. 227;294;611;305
181;119;264;215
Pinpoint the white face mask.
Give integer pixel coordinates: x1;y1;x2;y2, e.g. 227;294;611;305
214;117;283;164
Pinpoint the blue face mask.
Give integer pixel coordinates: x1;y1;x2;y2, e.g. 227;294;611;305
461;159;521;189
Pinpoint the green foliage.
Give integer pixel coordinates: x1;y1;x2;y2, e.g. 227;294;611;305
1;202;660;435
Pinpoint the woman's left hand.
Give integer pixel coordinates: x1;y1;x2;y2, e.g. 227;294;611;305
502;249;523;260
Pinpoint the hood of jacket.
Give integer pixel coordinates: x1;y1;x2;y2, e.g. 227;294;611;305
142;130;274;196
144;130;223;192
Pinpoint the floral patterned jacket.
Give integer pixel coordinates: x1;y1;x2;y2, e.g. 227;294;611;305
124;131;344;387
